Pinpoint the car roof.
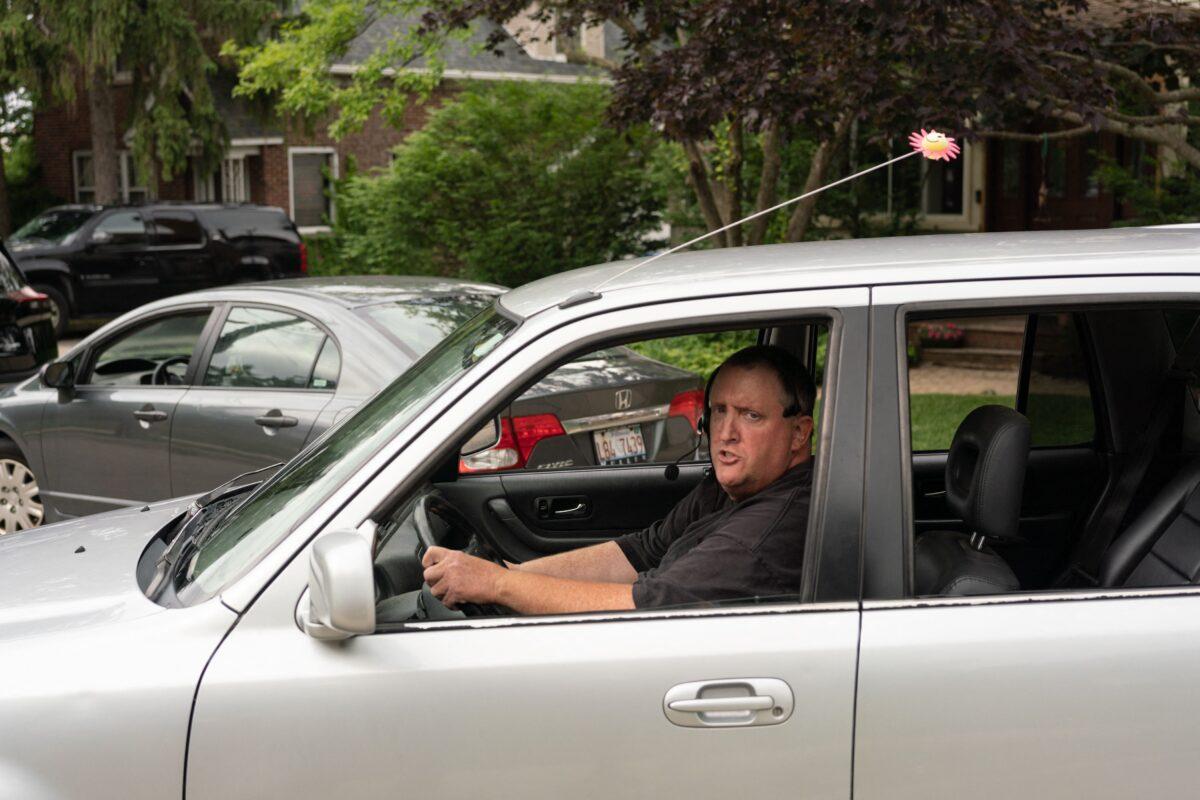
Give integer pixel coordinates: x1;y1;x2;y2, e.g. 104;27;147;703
166;275;506;310
499;226;1200;320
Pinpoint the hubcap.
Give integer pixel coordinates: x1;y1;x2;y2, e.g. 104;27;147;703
46;298;61;332
0;458;43;534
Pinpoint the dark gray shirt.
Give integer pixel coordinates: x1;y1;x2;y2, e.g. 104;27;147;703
615;461;813;608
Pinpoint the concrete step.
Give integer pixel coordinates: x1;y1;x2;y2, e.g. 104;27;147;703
920;346;1021;371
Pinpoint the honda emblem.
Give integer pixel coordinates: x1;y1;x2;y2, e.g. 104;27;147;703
614;389;632;410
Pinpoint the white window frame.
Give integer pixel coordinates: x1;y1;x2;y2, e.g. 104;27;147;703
288;146;338;234
74;150;149;204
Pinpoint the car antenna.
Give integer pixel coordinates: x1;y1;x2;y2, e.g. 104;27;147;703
559;129;961;308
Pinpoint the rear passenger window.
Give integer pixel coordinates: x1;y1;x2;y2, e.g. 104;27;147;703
907;313;1096;451
204;307;328;389
1023;313;1094;447
310;337;340;390
151;211;204;246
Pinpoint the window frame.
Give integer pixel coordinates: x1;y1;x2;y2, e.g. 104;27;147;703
191;301;342;393
72;150;149;204
287;146;338;234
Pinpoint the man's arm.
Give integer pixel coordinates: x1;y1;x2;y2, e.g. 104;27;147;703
422;546;635;615
510;540;638;584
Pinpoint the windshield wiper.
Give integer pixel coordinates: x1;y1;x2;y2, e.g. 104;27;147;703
146;462;284;598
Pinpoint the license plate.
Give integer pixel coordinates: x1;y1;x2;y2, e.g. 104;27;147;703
593;424;647;465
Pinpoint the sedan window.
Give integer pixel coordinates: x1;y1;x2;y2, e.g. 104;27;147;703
85;312;211;387
204;307;328;389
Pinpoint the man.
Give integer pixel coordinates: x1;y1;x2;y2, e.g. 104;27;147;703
422;344;817;614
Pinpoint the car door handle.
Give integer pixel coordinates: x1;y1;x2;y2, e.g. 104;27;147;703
667;696;775;714
553;502;586;517
133;407;168;423
255;412;299;429
663;679;794;728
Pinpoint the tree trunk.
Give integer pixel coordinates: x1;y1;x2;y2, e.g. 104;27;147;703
724;118;744;247
0;96;12;238
785;114;853;242
747;122;782;246
681;139;729;247
88;65;121;204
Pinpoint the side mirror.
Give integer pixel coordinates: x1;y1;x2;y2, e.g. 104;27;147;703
42;360;74;389
460;417;501;456
89;229;112;246
297;529;375;640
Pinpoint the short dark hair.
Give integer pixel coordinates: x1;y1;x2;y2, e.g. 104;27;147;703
713;344;816;417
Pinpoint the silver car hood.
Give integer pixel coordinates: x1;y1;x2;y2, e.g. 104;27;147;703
0;497;192;642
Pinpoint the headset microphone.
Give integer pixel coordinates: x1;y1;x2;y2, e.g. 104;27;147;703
663;437;704;481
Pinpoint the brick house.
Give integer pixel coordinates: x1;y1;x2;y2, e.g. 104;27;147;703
32;17;603;234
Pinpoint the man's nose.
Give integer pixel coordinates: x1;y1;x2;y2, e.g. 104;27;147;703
716;415;739;442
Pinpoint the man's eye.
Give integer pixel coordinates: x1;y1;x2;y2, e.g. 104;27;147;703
744;411;762;422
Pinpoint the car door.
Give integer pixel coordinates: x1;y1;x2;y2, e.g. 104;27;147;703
184;287;869;800
169;304;338;496
854;275;1200;798
40;305;217;518
74;209;159;312
148;208;216;297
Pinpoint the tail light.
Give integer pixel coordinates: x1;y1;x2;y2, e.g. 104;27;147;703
8;286;47;303
298;241;309;274
459;413;565;473
668;388;705;433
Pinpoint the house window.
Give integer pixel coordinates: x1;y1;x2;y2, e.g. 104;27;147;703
289;148;337;230
222;157;249;203
74;151;149;204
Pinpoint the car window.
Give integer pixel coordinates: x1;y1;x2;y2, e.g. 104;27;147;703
85;311;211;387
1023;313;1095;447
203;307;328;389
459;329;766;474
907;315;1021;451
151;210;204;246
357;294;501;360
10;208;95;246
310;336;340;390
92;210;147;245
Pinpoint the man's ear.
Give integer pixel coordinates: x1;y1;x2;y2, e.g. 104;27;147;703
792;415;815;452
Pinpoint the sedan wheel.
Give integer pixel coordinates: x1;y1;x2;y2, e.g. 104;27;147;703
0;458;43;533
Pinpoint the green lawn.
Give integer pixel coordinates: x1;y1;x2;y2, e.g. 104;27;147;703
911;393;1094;452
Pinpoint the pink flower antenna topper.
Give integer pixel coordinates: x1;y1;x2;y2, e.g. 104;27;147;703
909;129;960;161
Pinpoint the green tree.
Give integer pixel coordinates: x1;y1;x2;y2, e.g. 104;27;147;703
324;81;665;286
11;0;275;204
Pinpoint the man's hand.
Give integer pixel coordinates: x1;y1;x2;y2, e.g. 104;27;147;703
422;546;506;609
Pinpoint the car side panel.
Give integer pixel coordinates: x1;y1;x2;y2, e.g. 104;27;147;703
855;594;1200;798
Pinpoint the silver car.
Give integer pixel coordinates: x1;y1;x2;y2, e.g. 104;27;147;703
5;226;1200;799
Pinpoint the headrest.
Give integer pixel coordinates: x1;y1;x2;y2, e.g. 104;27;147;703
945;405;1031;542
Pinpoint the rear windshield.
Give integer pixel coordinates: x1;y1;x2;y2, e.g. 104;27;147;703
204;208;296;239
11;209;96;246
358;294;500;359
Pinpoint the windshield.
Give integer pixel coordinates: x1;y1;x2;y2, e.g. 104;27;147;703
173;305;517;605
358;294;497;360
11;209;95;245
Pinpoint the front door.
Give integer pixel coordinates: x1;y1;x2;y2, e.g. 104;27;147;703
41;308;215;518
184;287;871;799
74;209;159;313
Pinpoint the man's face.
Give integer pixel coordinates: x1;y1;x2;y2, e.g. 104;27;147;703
708;365;813;502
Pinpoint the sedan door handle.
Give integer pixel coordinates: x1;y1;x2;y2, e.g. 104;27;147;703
133;406;168;423
254;412;299;429
663;678;794;728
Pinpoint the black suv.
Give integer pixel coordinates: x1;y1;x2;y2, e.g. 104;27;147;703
9;203;306;337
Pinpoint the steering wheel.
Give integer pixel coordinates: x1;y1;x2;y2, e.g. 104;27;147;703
413;492;508;616
151;355;190;386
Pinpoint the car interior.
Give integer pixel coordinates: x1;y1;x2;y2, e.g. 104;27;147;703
905;305;1200;598
367;319;831;626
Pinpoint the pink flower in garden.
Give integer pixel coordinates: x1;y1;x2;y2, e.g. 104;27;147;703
909;129;961;161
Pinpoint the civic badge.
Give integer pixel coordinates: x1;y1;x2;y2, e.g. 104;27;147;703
614;388;632;410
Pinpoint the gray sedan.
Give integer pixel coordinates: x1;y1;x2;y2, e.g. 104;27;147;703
0;276;503;529
0;276;704;532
